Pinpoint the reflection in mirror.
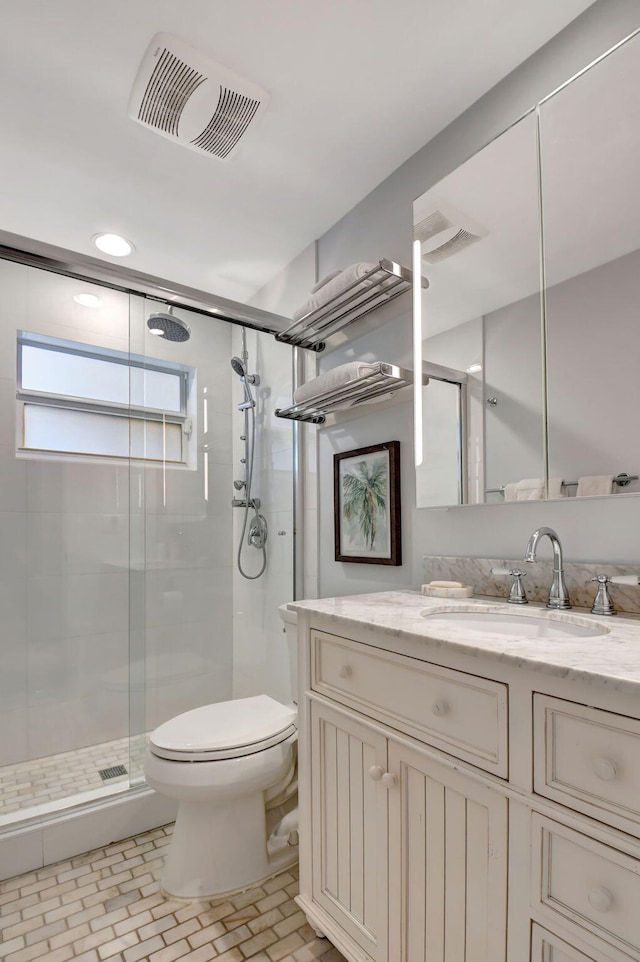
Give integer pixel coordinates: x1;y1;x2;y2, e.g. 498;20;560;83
413;110;543;506
540;30;640;498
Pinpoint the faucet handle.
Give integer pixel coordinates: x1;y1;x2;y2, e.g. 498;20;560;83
590;574;639;616
610;575;640;586
491;567;528;605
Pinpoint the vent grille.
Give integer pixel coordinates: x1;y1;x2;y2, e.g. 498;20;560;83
99;765;128;781
191;86;261;158
414;209;454;245
422;229;482;263
138;48;206;135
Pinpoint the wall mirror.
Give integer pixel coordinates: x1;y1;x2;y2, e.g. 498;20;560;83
413;28;640;508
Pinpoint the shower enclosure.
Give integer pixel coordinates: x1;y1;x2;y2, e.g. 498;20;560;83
0;253;295;855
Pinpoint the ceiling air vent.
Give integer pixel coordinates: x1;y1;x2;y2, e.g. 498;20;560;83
421;226;482;263
128;33;269;160
413;201;487;263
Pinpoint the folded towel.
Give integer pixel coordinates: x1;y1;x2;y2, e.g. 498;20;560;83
547;478;566;499
310;269;342;294
504;478;545;501
292;262;377;321
576;475;614;497
293;361;379;405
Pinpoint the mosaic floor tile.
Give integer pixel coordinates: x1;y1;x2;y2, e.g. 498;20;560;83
0;825;347;962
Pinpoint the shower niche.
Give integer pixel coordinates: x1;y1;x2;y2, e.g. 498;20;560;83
413;28;640;507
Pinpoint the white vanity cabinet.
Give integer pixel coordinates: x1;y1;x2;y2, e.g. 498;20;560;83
293;594;640;962
299;628;509;962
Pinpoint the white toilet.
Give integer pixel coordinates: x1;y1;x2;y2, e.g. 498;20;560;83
144;605;299;899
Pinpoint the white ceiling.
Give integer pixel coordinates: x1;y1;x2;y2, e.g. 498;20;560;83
0;0;596;306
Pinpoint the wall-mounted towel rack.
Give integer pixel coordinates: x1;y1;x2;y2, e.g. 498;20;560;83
485;473;638;495
275;362;421;424
276;259;428;352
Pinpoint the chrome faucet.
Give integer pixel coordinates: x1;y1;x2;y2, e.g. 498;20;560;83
524;527;571;609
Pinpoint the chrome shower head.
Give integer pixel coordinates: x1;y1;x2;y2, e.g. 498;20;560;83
230;356;246;377
147;307;191;342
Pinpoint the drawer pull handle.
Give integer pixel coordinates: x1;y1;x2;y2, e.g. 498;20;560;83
592;757;617;781
369;765;384;781
338;665;353;679
381;772;398;789
432;700;449;717
588;887;614;913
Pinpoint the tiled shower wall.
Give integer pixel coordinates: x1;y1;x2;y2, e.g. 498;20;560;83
133;294;235;733
0;259;235;768
232;243;315;703
231;333;296;704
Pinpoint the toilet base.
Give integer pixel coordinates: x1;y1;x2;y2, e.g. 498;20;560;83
162;793;297;899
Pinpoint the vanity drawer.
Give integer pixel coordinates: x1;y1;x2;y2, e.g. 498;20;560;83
310;630;508;776
531;924;601;962
532;814;640;959
534;695;640;837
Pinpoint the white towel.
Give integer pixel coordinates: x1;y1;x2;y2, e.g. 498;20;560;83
293;361;379;405
547;478;566;499
292;262;376;321
576;475;614;497
310;269;342;294
503;478;545;501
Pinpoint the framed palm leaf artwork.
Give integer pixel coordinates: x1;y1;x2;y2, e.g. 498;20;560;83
334;441;401;565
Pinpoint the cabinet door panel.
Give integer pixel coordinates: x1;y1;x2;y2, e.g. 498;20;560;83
389;741;508;962
310;700;388;962
531;924;601;962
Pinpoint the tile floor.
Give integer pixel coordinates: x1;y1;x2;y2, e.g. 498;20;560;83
0;823;347;962
0;735;148;822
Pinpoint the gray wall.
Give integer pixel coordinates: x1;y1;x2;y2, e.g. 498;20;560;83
315;0;640;598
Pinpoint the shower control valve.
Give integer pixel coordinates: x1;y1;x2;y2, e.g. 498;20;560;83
248;513;268;549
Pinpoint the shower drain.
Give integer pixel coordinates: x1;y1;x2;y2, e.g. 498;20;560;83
98;765;128;780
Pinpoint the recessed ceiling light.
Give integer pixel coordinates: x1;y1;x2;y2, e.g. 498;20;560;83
93;233;135;257
73;292;103;308
466;363;482;374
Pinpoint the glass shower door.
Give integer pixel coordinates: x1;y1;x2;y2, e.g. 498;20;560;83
0;259;135;825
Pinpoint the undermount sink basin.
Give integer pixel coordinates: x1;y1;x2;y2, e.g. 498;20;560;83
420;606;609;639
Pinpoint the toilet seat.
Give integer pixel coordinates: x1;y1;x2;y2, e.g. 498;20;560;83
149;694;297;762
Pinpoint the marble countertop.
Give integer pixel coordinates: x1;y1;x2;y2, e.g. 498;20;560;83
290;590;640;694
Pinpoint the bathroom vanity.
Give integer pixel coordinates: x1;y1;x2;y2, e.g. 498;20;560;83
291;591;640;962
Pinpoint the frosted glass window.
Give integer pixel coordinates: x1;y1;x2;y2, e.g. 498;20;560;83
129;367;182;412
18;333;191;464
23;405;182;461
21;345;182;412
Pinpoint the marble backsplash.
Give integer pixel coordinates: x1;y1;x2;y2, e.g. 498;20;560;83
423;556;640;615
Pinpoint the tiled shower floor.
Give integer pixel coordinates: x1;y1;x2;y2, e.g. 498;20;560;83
0;735;148;823
0;825;347;962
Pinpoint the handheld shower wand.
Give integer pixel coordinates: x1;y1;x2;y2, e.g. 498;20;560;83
230;334;267;579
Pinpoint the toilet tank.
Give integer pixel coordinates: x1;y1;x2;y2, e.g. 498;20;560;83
278;604;298;705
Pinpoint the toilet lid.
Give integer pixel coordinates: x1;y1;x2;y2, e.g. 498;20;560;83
149;694;297;762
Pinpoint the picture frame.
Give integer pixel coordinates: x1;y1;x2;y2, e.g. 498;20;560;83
334;441;401;565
